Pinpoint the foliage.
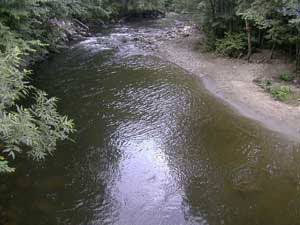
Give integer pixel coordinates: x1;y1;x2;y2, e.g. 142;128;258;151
255;78;294;102
254;78;272;91
126;0;166;12
169;0;300;68
271;86;292;101
280;72;293;82
216;32;246;57
0;44;75;173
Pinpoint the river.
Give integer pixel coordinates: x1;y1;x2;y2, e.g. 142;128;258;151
1;19;300;225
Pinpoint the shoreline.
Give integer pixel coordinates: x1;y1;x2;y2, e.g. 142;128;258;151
156;30;300;141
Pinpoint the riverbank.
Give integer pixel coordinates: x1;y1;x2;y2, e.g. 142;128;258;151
156;25;300;141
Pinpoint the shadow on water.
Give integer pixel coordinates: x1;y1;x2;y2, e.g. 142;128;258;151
1;20;300;225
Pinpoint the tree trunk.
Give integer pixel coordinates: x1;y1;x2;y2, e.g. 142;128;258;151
289;44;292;58
245;19;252;61
209;0;216;19
258;29;261;47
261;30;265;48
270;42;276;60
296;43;300;71
258;29;265;48
121;0;129;14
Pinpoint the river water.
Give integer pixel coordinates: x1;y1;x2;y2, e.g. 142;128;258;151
1;19;300;225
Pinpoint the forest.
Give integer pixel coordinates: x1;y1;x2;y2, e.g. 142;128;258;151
172;0;300;66
0;0;300;173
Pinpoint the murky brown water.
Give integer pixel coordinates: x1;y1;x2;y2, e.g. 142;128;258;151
1;20;300;225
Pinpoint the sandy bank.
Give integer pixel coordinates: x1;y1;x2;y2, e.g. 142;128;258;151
157;30;300;141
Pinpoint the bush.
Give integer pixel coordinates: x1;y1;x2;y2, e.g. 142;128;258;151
279;72;293;82
216;32;247;57
254;78;272;91
0;47;75;173
271;86;291;101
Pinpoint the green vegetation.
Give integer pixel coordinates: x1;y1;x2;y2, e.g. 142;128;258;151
271;86;292;101
255;78;272;89
279;72;294;82
216;32;246;57
170;0;300;68
255;78;293;102
0;35;75;173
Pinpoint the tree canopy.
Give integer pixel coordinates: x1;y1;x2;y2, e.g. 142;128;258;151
172;0;300;67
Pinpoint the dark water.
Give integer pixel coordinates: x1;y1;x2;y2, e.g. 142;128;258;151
1;20;300;225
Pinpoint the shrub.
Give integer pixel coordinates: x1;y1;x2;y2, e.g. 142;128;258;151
279;72;293;82
271;86;291;101
255;78;273;91
216;32;247;57
0;41;75;173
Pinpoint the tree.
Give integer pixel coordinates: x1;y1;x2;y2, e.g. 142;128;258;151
236;0;256;60
0;27;75;172
170;0;300;67
283;0;300;69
